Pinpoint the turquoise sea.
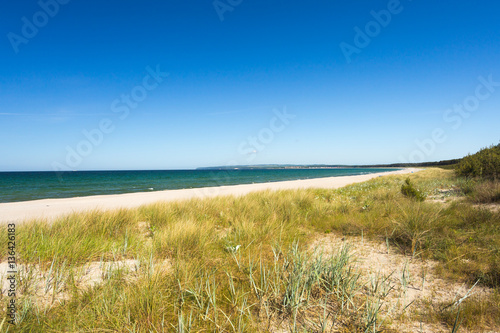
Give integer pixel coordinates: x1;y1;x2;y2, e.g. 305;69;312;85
0;168;397;203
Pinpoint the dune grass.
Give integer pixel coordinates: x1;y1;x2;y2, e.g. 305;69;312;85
1;168;499;332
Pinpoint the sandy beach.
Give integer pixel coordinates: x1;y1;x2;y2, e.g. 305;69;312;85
0;168;419;224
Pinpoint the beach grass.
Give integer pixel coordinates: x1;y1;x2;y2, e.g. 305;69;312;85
1;168;499;332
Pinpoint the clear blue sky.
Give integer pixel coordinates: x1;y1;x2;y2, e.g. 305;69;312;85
1;0;499;171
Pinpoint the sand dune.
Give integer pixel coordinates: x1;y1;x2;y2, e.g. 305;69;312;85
0;168;419;224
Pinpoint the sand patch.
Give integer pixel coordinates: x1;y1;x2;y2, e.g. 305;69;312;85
0;258;171;308
472;203;500;213
427;187;463;205
311;234;493;333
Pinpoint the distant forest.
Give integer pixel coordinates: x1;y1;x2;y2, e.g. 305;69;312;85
199;143;500;172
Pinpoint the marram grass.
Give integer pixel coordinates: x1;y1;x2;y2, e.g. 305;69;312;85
1;168;499;332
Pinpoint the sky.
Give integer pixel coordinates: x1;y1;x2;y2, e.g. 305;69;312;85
1;0;499;171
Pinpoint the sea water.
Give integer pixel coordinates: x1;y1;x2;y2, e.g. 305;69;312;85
0;168;397;203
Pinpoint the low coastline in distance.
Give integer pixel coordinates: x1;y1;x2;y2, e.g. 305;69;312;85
196;158;460;170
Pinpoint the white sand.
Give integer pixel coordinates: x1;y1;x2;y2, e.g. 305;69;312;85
0;168;420;224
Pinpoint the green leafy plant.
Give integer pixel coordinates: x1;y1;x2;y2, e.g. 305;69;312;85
401;178;426;201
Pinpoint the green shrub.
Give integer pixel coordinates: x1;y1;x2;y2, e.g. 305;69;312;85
455;143;500;180
401;177;426;201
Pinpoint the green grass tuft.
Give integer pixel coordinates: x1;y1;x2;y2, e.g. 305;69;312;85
401;177;426;202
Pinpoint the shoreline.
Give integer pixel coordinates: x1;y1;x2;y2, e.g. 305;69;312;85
0;168;420;224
